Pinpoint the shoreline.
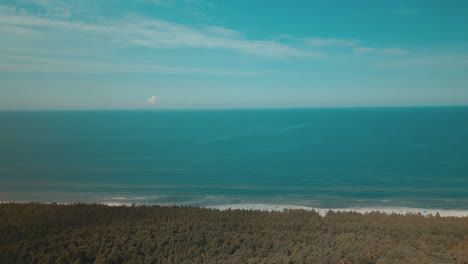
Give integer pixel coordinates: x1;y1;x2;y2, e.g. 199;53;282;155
206;203;468;217
2;201;467;217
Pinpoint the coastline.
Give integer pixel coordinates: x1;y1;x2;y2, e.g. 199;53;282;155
2;201;467;217
206;203;468;217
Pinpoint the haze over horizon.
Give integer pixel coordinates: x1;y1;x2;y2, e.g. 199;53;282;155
1;0;468;110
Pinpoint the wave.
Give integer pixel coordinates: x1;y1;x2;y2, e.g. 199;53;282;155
206;203;468;217
3;200;466;217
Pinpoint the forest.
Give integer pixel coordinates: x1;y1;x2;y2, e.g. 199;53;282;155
0;203;467;264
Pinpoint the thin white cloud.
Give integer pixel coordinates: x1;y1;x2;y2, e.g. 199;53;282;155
0;25;39;35
139;0;175;6
375;53;468;70
303;37;408;56
17;0;78;18
144;0;167;5
304;38;360;47
0;2;412;79
146;95;158;104
206;26;242;38
0;53;304;77
353;47;408;55
0;5;316;58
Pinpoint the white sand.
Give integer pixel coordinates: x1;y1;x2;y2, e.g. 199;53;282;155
2;201;467;217
207;203;468;217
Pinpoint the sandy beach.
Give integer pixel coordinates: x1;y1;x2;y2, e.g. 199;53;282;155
2;201;467;217
207;203;468;217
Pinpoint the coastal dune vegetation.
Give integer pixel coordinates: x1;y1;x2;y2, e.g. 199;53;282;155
1;203;467;264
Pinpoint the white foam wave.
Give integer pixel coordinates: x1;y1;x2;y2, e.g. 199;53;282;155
206;203;468;217
2;201;466;217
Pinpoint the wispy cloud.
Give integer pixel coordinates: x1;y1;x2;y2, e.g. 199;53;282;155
375;53;468;70
0;5;315;58
0;2;411;79
303;37;408;56
17;0;81;18
0;53;304;77
303;38;360;47
353;47;409;55
141;0;205;7
206;26;242;38
139;0;176;7
0;25;39;35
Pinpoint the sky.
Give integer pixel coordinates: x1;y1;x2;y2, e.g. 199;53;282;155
0;0;467;110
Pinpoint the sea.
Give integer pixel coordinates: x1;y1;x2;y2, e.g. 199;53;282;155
1;107;467;209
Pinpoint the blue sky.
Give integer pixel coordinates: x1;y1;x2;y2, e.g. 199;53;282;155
0;0;467;110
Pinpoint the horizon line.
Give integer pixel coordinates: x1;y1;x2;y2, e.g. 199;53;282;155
1;105;468;112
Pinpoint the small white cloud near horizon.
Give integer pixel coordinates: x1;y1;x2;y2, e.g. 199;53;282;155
146;95;158;104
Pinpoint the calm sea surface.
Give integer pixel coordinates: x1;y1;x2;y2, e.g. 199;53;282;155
1;108;467;209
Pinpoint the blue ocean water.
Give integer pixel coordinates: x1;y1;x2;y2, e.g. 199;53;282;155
0;107;467;209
